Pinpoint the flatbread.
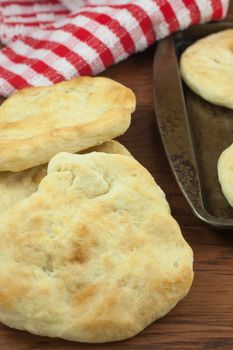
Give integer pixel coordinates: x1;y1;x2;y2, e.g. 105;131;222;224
0;140;131;214
0;152;193;343
180;29;233;109
0;77;135;172
218;143;233;207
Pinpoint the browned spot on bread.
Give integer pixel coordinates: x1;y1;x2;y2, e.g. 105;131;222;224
103;256;114;271
0;276;29;308
70;242;87;264
28;215;44;229
93;295;120;320
68;222;101;265
28;197;51;211
75;223;91;238
119;233;144;253
73;285;97;305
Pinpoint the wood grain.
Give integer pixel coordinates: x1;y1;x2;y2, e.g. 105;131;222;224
0;3;233;350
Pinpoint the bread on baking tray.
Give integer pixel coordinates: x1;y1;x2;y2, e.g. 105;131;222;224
0;77;136;172
180;29;233;109
0;140;131;215
218;143;233;207
0;152;193;343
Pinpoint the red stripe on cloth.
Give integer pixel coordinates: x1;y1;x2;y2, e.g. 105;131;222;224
211;0;223;19
57;23;114;68
75;11;136;55
182;0;201;24
3;47;65;83
156;1;179;32
0;65;29;90
21;36;93;76
4;21;54;26
108;4;156;45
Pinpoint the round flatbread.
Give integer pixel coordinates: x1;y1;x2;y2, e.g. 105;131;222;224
218;143;233;207
180;29;233;109
0;152;193;343
0;77;135;172
0;140;131;215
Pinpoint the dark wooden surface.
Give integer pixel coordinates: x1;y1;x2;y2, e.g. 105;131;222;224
1;3;233;350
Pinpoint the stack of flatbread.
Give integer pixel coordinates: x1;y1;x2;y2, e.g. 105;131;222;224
0;77;193;343
180;29;233;208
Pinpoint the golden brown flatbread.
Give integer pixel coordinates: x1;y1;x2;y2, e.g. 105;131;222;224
0;152;193;343
0;77;135;172
180;29;233;109
218;143;233;207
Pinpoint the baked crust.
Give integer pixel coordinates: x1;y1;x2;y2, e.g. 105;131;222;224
180;29;233;109
218;143;233;207
0;152;193;343
0;140;131;214
0;77;135;172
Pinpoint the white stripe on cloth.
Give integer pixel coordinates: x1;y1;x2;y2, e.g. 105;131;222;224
169;0;192;29
3;13;66;24
0;24;39;45
194;0;214;22
1;3;65;17
60;0;87;11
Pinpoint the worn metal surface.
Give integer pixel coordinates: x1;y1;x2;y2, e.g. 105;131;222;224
153;22;233;229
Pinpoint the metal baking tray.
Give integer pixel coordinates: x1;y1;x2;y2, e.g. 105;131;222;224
153;22;233;229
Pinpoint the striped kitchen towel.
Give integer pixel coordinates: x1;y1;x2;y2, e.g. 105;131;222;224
0;0;230;96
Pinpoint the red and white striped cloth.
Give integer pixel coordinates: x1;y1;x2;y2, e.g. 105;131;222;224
0;0;230;97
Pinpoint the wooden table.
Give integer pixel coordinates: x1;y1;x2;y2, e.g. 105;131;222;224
1;2;233;350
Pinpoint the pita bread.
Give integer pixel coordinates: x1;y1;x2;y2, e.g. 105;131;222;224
218;143;233;207
0;152;193;343
180;29;233;109
0;77;135;172
0;140;131;215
